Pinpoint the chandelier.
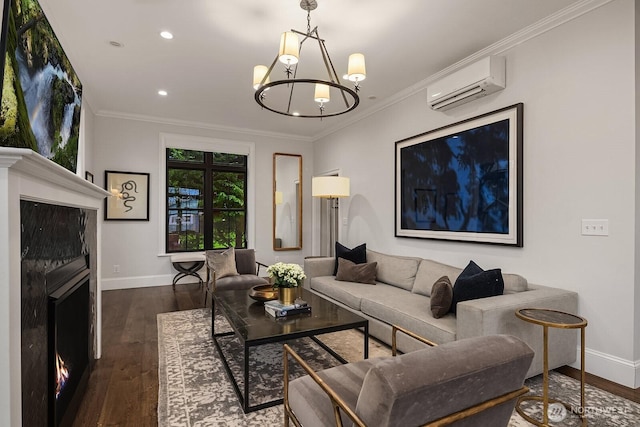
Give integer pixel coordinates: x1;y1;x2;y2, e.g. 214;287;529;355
253;0;366;118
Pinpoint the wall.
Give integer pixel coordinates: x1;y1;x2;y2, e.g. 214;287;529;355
313;0;638;387
635;0;640;380
92;116;313;290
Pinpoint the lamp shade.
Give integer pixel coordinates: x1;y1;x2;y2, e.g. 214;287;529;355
278;31;299;65
274;190;284;205
253;65;270;90
347;53;366;82
314;83;330;103
312;176;350;198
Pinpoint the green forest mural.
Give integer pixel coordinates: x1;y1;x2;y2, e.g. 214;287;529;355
0;0;82;172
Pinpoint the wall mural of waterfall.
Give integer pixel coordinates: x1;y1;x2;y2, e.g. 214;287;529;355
0;0;82;172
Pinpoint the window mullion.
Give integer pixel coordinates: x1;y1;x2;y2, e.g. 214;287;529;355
203;155;214;249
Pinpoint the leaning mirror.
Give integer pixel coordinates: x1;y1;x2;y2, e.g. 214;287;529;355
273;153;302;250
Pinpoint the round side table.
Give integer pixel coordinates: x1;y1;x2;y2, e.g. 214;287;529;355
515;308;588;426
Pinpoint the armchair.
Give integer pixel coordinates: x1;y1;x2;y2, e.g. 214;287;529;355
283;326;533;427
204;248;269;303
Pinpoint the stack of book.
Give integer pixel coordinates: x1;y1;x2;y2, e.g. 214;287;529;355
264;299;311;318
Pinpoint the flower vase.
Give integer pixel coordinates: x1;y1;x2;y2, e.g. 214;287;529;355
278;287;296;305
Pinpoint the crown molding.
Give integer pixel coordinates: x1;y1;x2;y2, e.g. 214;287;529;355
94;109;313;144
94;0;612;144
311;0;614;141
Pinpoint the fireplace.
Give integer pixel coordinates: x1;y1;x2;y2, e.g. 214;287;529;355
1;148;107;425
46;256;91;427
20;200;98;426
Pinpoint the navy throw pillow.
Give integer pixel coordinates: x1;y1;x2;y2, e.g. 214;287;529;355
450;261;504;314
333;242;367;275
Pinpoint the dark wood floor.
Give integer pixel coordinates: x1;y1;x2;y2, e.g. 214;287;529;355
72;283;204;427
72;283;639;426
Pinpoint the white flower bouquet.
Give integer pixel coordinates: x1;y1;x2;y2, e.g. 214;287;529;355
267;262;306;288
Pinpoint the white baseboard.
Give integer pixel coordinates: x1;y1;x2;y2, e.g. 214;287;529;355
571;346;639;388
101;274;203;290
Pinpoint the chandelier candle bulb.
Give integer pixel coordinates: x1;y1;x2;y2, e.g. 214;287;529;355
348;53;366;82
314;83;330;103
278;32;300;65
253;65;269;90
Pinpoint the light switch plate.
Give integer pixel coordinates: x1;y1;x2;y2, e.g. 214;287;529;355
581;219;609;236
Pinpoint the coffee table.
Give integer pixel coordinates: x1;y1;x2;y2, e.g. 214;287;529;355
211;288;369;413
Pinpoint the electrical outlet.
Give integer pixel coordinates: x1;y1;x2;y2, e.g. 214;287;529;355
113;264;120;273
581;219;609;236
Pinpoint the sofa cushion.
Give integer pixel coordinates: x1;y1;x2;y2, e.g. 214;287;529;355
359;284;457;344
334;242;367;275
412;259;462;297
430;276;453;318
206;247;238;279
451;261;504;314
335;258;377;285
503;273;528;293
310;276;368;310
366;250;420;291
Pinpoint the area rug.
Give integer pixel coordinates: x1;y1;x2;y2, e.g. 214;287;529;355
158;308;640;426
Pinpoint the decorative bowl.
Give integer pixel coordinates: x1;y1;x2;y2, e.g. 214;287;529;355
249;284;278;302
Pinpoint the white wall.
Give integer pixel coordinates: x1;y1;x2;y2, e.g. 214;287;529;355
92;116;313;290
635;0;640;379
314;0;638;387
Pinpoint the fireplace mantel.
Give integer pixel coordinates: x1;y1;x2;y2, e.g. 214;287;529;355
0;147;109;426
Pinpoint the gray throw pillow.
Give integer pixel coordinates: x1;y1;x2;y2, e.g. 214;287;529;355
430;276;453;318
207;247;239;279
335;258;377;285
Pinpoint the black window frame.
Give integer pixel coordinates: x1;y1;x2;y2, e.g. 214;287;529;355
166;148;248;253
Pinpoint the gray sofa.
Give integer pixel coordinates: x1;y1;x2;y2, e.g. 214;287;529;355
304;249;579;378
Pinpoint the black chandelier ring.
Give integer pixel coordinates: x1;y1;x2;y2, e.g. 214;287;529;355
255;78;360;119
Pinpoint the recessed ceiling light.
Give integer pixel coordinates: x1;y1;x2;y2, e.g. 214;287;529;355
109;41;124;47
158;90;168;96
160;31;174;40
292;112;300;116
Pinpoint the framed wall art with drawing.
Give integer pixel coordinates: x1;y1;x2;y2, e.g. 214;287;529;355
104;170;150;221
395;103;523;246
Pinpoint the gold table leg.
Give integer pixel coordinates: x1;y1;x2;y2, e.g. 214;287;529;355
516;325;588;426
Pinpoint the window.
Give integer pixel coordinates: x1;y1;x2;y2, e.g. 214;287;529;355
166;148;247;252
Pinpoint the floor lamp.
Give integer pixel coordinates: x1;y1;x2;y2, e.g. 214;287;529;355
312;176;350;256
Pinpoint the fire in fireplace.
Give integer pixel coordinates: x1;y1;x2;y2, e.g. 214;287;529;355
55;353;70;399
47;255;91;427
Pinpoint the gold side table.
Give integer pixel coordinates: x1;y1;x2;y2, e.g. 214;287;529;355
515;308;588;426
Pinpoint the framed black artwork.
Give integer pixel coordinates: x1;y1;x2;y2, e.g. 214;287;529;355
104;170;150;221
395;103;523;246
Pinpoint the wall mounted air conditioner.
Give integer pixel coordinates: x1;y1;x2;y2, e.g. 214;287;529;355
427;56;505;111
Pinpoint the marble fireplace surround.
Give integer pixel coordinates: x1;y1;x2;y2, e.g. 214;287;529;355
0;148;109;426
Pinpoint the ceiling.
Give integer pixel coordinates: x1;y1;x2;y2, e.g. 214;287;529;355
40;0;581;140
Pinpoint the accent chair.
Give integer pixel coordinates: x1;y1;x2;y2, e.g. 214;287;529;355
283;326;533;427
